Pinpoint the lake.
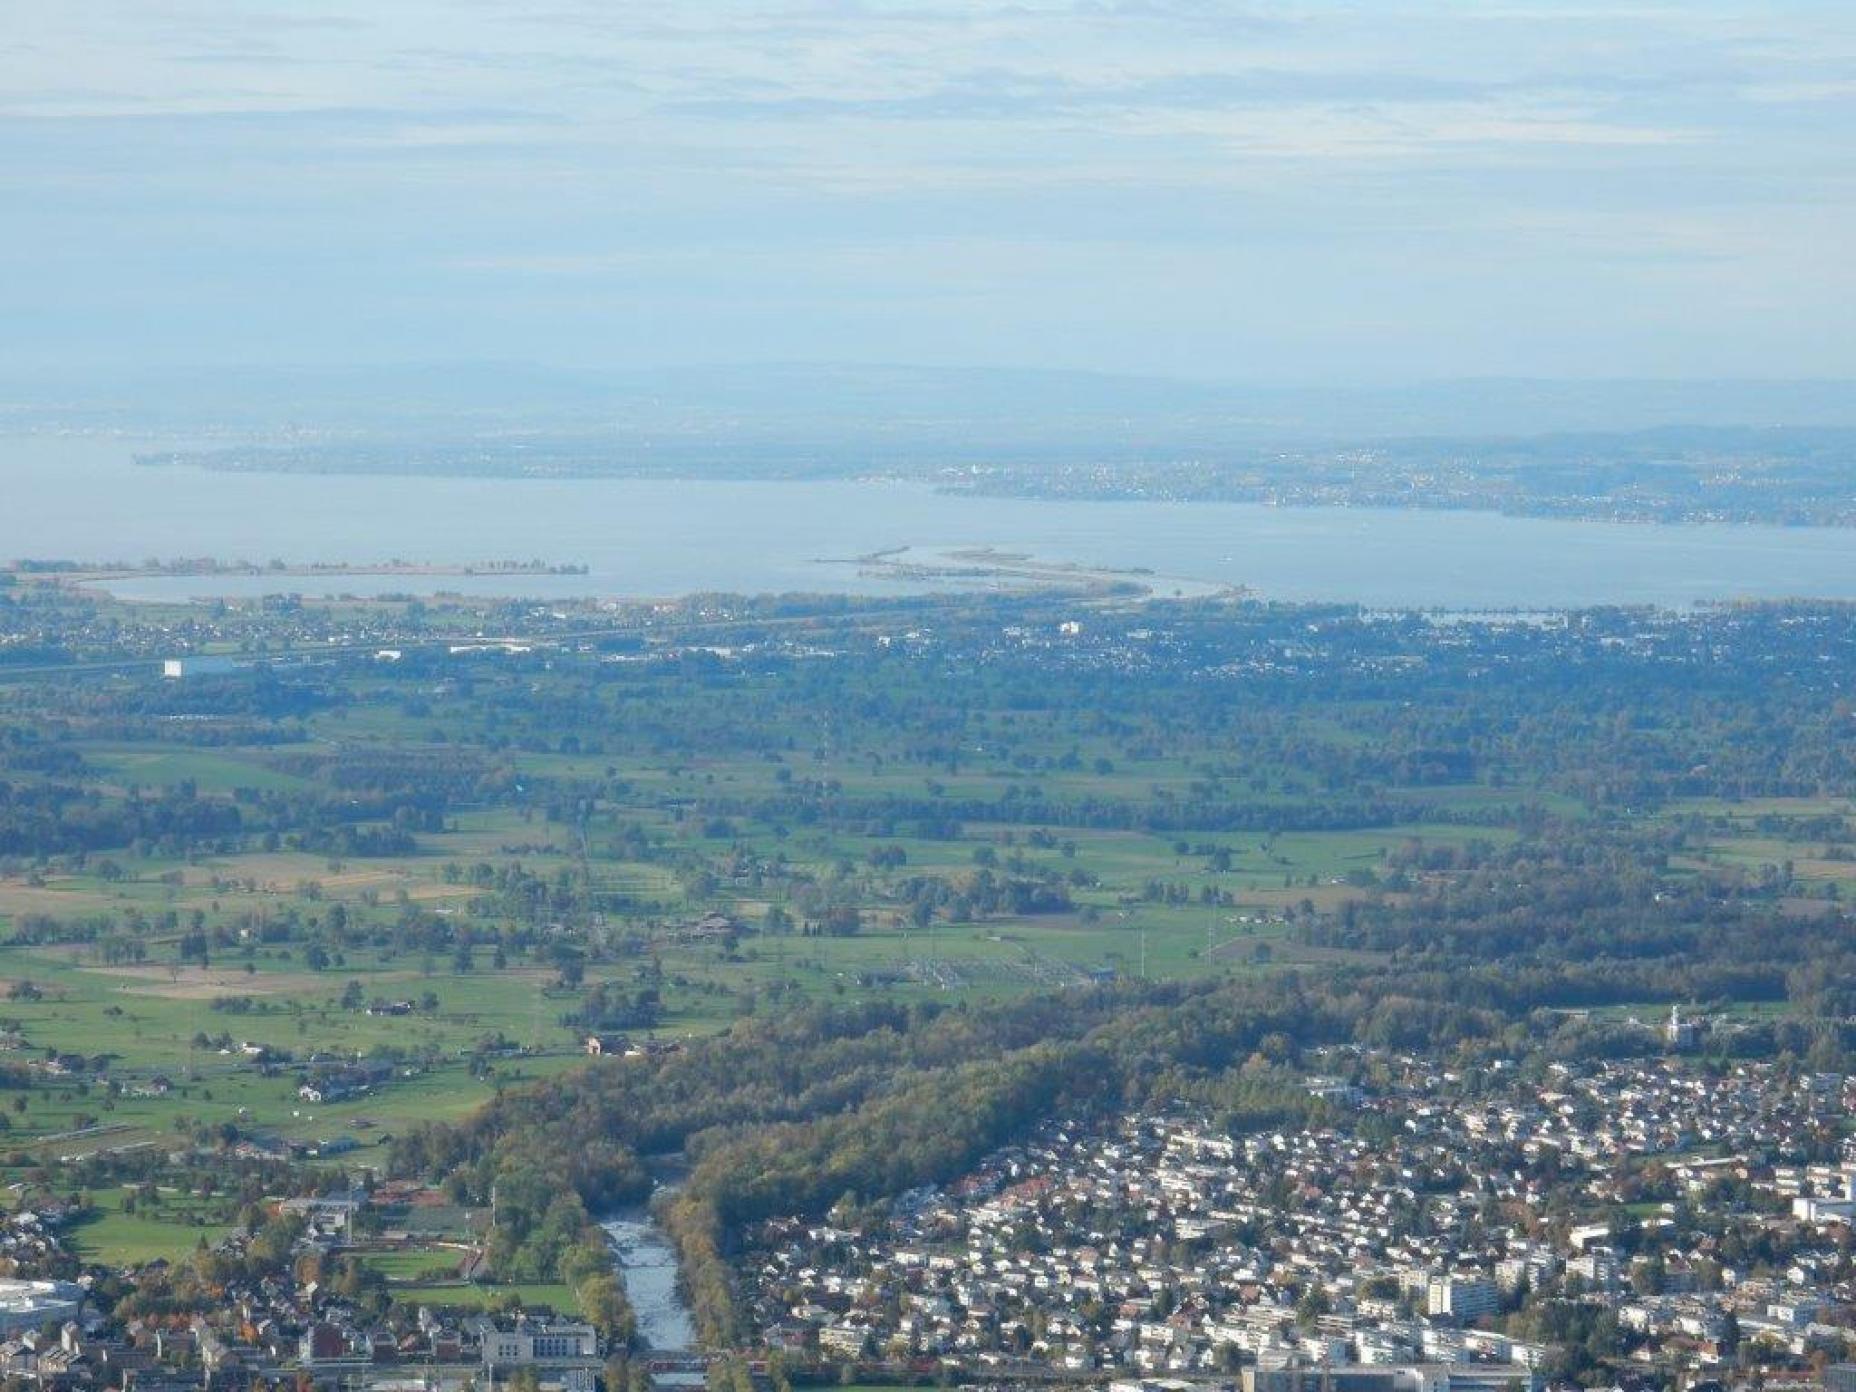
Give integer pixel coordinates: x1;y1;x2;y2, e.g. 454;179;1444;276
5;435;1855;609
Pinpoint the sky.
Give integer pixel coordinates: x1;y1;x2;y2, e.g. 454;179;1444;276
3;1;1853;383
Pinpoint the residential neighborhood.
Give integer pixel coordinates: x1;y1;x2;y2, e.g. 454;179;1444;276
739;1049;1856;1391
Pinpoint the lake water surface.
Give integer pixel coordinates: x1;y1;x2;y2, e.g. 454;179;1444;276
6;435;1855;609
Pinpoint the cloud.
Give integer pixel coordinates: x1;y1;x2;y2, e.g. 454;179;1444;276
667;68;1501;123
2;0;1852;378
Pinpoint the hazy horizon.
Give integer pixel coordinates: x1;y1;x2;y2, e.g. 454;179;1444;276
12;361;1856;441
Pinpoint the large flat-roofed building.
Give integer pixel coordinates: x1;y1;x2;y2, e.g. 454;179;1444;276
161;655;240;679
478;1318;602;1392
0;1279;83;1337
1245;1365;1540;1392
1427;1276;1500;1322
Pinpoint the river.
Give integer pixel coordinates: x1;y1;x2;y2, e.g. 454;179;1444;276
6;435;1856;609
601;1206;697;1352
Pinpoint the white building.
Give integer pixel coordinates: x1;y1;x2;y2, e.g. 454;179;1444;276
0;1281;83;1338
1426;1276;1499;1322
162;655;240;679
479;1319;602;1392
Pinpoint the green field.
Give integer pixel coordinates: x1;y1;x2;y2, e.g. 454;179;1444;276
1;715;1841;1177
65;1186;237;1265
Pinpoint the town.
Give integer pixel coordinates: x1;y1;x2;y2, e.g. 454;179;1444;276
11;1027;1856;1392
740;1038;1856;1392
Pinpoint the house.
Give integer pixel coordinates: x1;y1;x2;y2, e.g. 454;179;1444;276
299;1059;393;1103
677;912;741;943
300;1323;360;1367
584;1034;629;1057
